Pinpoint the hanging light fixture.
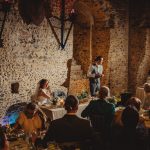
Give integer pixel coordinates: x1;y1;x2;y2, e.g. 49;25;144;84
0;0;12;47
46;0;76;49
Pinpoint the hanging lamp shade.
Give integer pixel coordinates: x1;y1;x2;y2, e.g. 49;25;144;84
18;0;46;25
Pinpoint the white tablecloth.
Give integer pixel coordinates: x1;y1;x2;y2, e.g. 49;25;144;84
41;103;89;121
50;103;89;120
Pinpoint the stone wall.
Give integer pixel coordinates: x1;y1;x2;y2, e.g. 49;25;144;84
128;0;149;93
73;25;91;73
108;13;128;95
0;0;150;121
128;28;147;93
0;8;73;120
108;6;129;95
92;26;110;85
136;29;150;86
73;0;129;95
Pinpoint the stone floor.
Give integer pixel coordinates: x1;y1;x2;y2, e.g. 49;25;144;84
10;139;60;150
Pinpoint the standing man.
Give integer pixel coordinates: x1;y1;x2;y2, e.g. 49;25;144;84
87;56;104;97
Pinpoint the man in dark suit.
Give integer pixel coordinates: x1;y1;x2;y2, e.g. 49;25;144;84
81;86;115;125
35;95;101;149
81;86;115;140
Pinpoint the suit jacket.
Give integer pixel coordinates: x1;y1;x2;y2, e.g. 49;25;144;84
81;99;115;128
38;114;97;148
111;127;148;150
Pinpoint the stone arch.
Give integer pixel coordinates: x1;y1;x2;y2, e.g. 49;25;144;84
73;0;113;75
73;1;94;26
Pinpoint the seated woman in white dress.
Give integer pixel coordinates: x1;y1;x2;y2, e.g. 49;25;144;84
34;79;52;105
143;83;150;109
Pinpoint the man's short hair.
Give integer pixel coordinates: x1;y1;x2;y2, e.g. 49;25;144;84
94;56;102;62
121;106;139;129
26;102;37;110
64;95;79;111
126;97;141;111
99;86;110;97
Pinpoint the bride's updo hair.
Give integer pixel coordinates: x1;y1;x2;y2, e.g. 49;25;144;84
64;95;79;111
39;79;48;89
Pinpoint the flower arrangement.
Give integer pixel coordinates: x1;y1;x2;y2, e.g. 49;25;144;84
77;90;88;100
106;96;121;105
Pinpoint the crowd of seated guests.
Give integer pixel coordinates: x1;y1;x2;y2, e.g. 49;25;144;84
111;106;148;150
34;95;101;150
113;97;142;127
1;83;149;150
32;86;148;150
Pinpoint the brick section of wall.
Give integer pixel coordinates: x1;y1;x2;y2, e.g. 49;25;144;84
0;9;73;119
128;0;149;93
92;26;110;85
73;25;91;73
136;30;150;86
128;28;147;93
108;13;129;95
69;79;89;96
68;58;90;96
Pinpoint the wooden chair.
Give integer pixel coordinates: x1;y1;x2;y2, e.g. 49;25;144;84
90;114;112;150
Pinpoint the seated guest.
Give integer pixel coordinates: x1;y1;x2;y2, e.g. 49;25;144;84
0;126;9;150
12;103;42;134
113;97;142;127
81;86;115;140
116;92;132;107
35;95;101;149
143;83;150;109
32;79;52;105
111;106;148;150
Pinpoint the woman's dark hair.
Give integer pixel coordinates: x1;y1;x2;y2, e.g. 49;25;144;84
121;106;139;129
94;56;102;62
39;79;48;89
126;97;141;111
0;126;5;149
26;102;36;110
64;95;79;111
119;92;132;106
144;83;150;93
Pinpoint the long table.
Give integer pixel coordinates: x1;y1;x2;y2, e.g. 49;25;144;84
9;103;89;149
40;103;89;120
